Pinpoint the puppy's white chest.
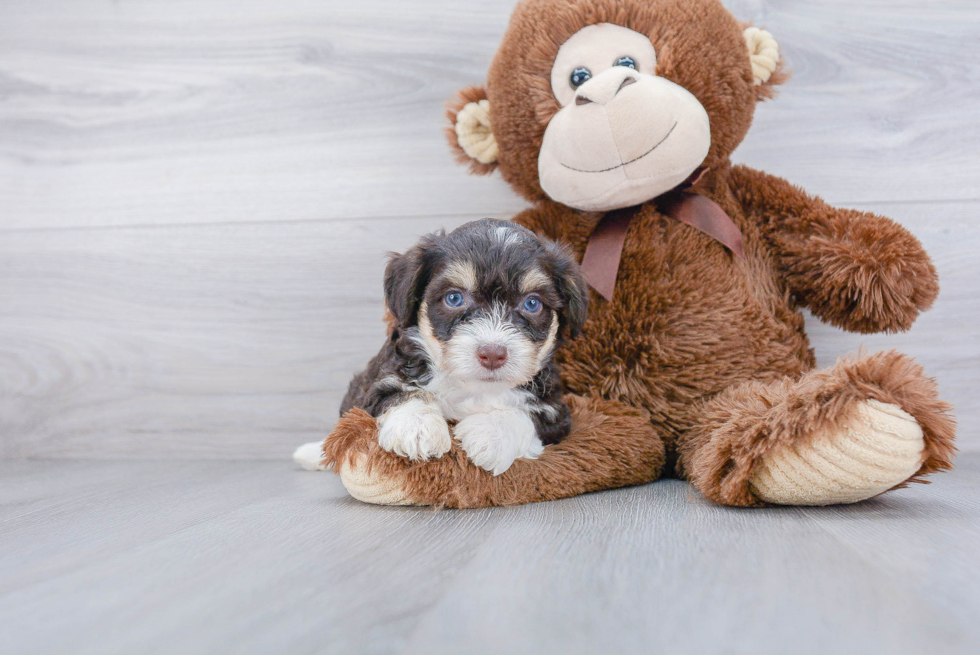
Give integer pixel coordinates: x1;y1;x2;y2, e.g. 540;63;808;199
420;374;544;475
423;374;531;421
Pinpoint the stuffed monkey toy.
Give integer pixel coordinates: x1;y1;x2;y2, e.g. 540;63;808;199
320;0;956;507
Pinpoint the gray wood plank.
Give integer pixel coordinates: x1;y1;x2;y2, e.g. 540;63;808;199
0;200;976;459
0;457;977;654
0;0;528;231
410;477;979;655
731;0;980;204
0;461;507;655
1;0;978;231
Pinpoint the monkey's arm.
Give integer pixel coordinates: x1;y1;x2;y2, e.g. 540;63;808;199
322;395;666;508
730;164;938;334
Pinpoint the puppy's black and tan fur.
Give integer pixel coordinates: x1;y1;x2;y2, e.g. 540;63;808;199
340;219;588;475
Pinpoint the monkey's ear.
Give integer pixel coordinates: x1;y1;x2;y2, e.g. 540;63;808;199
445;85;499;175
743;27;788;100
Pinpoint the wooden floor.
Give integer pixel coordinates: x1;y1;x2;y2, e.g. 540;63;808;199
2;0;979;652
1;456;979;654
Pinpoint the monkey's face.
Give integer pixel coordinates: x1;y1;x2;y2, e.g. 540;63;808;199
538;23;711;212
446;0;784;212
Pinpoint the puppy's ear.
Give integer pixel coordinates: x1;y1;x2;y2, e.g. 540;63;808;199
445;85;499;175
544;241;589;339
383;244;433;328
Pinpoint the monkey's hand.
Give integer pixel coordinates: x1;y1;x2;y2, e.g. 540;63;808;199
732;165;939;333
321;396;665;508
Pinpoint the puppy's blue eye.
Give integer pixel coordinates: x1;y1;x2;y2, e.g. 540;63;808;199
570;67;592;88
615;56;637;70
444;292;464;307
522;296;542;313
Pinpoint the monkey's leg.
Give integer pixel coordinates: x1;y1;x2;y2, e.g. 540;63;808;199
322;395;666;508
679;350;956;507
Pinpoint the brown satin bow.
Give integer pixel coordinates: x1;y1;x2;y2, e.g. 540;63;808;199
579;171;745;302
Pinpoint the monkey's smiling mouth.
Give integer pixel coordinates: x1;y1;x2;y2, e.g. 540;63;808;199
559;122;678;174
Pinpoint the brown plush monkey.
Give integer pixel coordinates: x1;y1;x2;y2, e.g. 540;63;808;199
320;0;956;508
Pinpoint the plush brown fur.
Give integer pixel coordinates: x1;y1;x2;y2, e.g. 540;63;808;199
324;395;665;508
322;0;955;507
488;0;762;205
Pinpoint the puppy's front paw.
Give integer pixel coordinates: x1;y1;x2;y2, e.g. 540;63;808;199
455;410;541;476
377;398;452;462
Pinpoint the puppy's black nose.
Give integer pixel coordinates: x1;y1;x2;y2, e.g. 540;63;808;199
477;345;508;371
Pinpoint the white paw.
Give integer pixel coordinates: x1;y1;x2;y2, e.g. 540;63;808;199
293;441;327;471
750;399;925;506
455;409;542;476
377;398;452;462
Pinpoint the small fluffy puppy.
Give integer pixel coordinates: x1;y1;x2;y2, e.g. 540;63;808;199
338;219;588;475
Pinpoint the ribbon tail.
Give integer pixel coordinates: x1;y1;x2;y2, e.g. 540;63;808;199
662;193;745;258
579;208;637;302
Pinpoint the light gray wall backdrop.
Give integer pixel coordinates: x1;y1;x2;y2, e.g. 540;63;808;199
1;0;977;459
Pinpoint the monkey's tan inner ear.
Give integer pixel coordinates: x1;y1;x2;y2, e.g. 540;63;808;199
743;27;780;85
455;100;499;165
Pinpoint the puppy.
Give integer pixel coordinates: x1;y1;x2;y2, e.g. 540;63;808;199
334;218;588;475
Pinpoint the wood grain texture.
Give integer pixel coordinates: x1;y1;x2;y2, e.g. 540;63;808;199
1;457;978;654
0;0;978;230
0;0;528;231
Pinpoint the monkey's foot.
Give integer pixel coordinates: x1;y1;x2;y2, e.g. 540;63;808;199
339;454;417;506
749;399;925;506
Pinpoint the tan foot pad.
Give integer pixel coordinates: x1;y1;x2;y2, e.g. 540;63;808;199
339;455;418;506
749;399;925;506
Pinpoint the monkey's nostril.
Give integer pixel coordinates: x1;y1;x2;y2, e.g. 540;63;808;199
477;345;508;371
617;76;637;93
575;95;593;106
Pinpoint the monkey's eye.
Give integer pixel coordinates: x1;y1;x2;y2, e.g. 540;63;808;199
615;56;637;70
522;296;542;313
569;67;592;88
444;291;464;308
